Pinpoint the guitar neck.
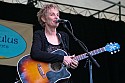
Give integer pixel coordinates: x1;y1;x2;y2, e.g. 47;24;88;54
74;47;105;61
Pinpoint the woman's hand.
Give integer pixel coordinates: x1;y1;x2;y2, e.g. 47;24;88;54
63;55;79;69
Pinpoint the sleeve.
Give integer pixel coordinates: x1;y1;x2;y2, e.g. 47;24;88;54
30;30;64;63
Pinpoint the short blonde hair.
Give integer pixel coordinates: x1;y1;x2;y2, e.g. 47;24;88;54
37;3;59;28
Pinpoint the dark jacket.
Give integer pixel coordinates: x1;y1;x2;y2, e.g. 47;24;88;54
30;29;69;63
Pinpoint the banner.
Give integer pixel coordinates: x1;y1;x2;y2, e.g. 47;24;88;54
0;19;33;66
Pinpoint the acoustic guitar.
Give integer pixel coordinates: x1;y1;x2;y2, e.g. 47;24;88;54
17;42;120;83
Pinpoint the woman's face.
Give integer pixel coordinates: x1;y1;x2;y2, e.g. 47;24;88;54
42;8;60;28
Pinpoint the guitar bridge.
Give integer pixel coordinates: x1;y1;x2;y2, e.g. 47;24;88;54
37;64;46;79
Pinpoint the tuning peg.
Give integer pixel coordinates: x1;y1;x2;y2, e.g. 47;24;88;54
111;52;113;54
118;50;120;52
110;42;113;44
114;51;117;53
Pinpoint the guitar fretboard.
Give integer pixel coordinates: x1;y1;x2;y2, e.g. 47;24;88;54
74;47;105;61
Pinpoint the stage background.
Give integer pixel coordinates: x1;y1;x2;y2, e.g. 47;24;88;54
0;1;125;83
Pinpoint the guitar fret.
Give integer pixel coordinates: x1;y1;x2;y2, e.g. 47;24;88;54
89;51;94;56
94;49;98;55
80;54;87;60
78;55;82;61
75;56;78;61
78;55;81;60
93;50;96;55
91;50;95;55
78;54;83;61
99;48;103;53
96;49;100;54
88;52;91;55
83;53;88;59
102;47;105;52
99;47;105;53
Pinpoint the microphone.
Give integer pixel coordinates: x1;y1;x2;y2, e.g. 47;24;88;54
56;19;68;23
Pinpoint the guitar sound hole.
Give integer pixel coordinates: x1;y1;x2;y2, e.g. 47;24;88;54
50;62;62;71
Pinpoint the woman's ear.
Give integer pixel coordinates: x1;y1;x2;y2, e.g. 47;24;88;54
41;17;46;22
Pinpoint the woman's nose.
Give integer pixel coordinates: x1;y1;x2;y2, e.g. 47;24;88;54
55;16;59;19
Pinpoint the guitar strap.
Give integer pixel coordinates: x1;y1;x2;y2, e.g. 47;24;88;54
57;33;67;53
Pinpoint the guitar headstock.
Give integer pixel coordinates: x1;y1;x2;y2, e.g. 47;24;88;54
105;42;120;54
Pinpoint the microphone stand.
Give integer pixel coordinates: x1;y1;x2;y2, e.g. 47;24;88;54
63;22;100;83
